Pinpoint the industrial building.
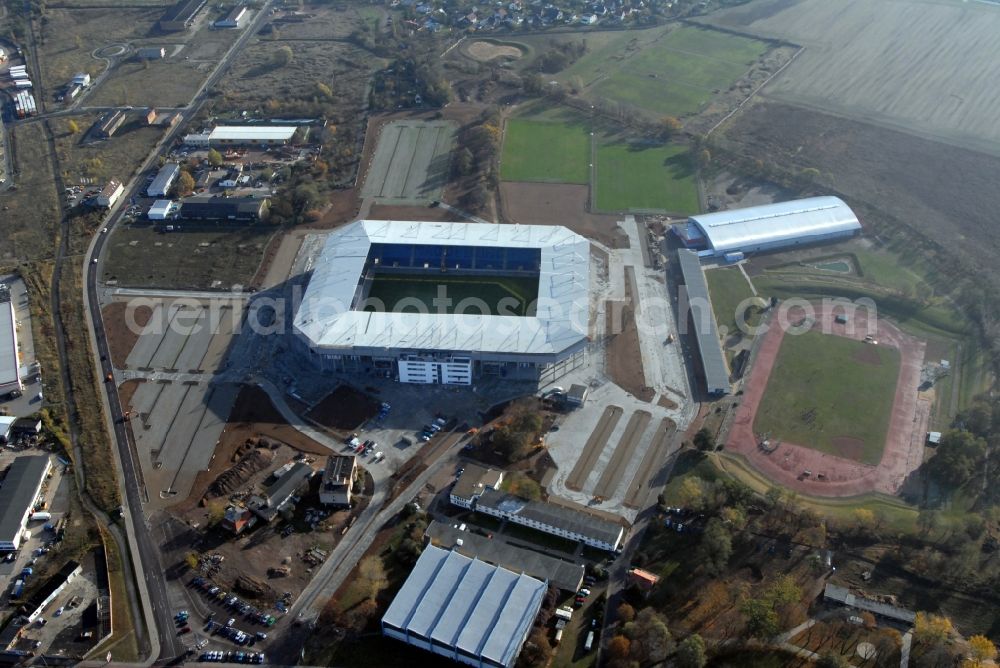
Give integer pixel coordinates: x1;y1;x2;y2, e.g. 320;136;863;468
450;464;504;509
147;199;176;220
471;489;624;552
319;455;356;507
95;180;125;208
214;5;247;28
71;72;91;87
93;110;127;138
247;462;312;522
0;297;20;395
158;0;207;30
293;221;591;385
178;196;268;222
0;456;52;552
137;47;167;60
182;126;297;147
678;196;862;256
677;249;730;396
147;163;180;197
426;521;584;592
382;545;547;668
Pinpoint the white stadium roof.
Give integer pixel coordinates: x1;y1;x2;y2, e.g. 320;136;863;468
690;196;861;254
382;545;547;668
208;126;296;141
294;220;591;358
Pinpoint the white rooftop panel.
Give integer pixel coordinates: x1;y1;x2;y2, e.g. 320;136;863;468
381;544;449;631
294;221;590;357
209;126;296;141
480;574;549;666
428;559;495;647
0;301;18;388
690;196;861;253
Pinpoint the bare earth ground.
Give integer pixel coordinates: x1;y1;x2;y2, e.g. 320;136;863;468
499;182;628;248
720;102;1000;288
465;41;524;62
702;0;1000;156
102;302;152;369
726;303;926;496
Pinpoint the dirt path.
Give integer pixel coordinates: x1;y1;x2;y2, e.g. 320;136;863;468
566;405;624;491
593;409;652;499
726;302;926;496
624;418;676;508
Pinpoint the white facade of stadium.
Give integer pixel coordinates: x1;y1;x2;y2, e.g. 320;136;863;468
382;545;547;668
689;196;861;255
293;220;591;385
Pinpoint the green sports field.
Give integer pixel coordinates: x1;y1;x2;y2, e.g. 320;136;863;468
594;143;699;213
753;330;900;465
705;267;760;337
500;118;590;183
362;273;539;316
590;26;768;117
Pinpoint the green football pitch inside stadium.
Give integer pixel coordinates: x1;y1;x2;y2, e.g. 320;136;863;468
362;273;539;316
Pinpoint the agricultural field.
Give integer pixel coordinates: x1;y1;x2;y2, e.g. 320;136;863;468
594;142;698;213
102;227;276;290
704;0;1000;155
500;118;590;184
753;329;900;465
581;25;768;117
363;274;539;317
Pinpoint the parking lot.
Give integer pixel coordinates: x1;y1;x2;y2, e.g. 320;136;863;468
114;296;240;505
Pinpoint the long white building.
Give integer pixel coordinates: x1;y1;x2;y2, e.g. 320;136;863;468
293;220;591;385
684;196;862;256
0;298;20;395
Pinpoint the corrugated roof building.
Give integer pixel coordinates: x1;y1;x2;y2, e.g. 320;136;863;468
677;250;730;396
147;163;180;197
382;545;547;668
208;126;296;145
0;299;20;395
0;456;52;552
689;196;861;255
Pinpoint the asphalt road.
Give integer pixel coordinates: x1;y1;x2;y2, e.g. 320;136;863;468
76;3;276;662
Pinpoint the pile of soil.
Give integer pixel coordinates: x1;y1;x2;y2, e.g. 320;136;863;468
306;385;378;432
206;447;274;499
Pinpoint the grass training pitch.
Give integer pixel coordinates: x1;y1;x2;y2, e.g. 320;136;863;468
753;330;900;465
594;143;698;213
705;267;759;338
500;119;590;184
363;273;539;317
589;26;767;117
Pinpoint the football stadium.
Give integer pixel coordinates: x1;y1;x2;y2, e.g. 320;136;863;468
293;220;591;385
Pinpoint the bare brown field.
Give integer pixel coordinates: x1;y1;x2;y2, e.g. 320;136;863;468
702;0;1000;155
719;101;1000;289
52;115;164;184
38;7;161;91
0;123;61;267
498;181;627;249
265;5;380;40
216;40;379;107
84;59;211;107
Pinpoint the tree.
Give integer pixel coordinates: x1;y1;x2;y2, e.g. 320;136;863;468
697;518;732;575
816;654;850;668
207;148;224;167
853;508;876;536
659;115;682;140
454;147;474;176
315;82;333;100
67;119;80;134
607;635;631;661
966;635;997;667
917;508;941;538
693;427;715;451
517;629;552;668
696;149;711;169
677;477;705;509
740;598;779;639
502;472;541;501
273;45;294;67
913;612;953;648
616;602;635;624
174;170;195;197
625;608;673;663
926;430;987;487
676;634;707;668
